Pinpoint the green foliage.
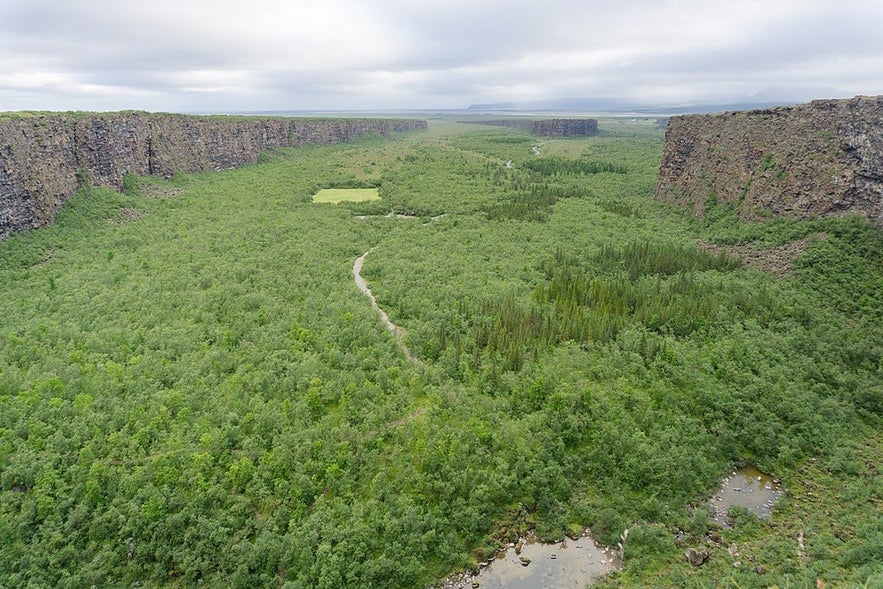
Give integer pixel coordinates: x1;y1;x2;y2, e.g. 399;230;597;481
483;175;591;222
74;168;92;189
726;505;759;530
0;118;880;588
428;242;749;371
598;199;638;218
122;173;142;196
622;523;675;573
841;535;883;568
522;156;627;175
586;240;742;278
592;508;628;547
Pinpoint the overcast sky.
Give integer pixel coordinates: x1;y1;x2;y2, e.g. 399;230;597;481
1;0;881;112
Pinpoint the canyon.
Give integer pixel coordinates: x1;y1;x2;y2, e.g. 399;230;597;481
0;112;425;239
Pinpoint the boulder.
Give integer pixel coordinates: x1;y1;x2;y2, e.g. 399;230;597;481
685;547;709;566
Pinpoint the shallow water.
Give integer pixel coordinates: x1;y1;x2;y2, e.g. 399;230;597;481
710;465;782;526
463;534;617;589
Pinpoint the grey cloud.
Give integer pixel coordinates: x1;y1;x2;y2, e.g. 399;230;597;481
0;0;881;111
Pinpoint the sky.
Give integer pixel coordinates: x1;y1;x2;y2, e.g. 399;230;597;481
1;0;881;113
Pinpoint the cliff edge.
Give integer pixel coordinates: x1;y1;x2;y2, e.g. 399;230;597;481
0;112;426;239
655;96;883;228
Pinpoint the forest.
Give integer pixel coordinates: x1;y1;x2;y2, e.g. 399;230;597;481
0;118;880;588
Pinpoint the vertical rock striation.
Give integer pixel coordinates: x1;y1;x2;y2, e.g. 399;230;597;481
0;112;426;239
655;96;883;228
530;118;598;137
463;118;598;136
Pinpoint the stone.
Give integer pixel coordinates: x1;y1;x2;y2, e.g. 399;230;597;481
685;548;709;567
519;557;531;567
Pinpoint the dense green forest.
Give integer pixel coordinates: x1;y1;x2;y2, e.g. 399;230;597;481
1;119;880;588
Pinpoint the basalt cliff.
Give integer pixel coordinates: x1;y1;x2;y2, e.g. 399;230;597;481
0;112;426;239
465;118;598;137
655;96;883;228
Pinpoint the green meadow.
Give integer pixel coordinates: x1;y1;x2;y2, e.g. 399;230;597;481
0;120;880;588
312;188;381;204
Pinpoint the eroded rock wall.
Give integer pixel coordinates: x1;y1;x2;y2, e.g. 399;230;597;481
0;113;426;239
530;118;598;137
655;96;883;228
465;118;598;137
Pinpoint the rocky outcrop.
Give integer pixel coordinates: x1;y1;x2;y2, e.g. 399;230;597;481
0;112;426;239
655;96;883;228
465;118;598;137
684;547;709;567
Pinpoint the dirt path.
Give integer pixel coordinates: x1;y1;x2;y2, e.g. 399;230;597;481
354;248;421;364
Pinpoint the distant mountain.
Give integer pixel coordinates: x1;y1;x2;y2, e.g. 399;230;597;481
749;86;854;103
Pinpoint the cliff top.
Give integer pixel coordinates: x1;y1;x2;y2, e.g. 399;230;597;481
0;110;425;122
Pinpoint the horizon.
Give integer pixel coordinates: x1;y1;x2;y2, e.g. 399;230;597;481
3;93;874;119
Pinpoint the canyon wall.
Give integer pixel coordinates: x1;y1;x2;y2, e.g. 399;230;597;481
655;96;883;228
0;112;426;239
465;118;598;137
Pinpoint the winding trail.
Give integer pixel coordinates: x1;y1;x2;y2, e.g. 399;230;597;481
354;248;421;364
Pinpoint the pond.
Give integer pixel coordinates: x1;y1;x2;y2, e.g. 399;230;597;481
442;532;618;589
710;465;782;526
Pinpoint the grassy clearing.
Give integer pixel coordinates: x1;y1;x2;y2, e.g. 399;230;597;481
312;187;381;203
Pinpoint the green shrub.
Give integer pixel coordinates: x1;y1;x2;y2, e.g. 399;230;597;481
623;523;675;572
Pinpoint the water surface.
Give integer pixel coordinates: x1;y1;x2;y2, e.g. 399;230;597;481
710;465;782;526
463;533;617;589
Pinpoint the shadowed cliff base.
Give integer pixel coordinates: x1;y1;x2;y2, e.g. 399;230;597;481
0;112;426;239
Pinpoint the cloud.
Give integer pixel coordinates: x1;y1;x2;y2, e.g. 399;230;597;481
0;0;881;111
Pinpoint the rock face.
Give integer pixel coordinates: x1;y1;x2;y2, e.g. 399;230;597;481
466;118;598;137
531;119;598;137
655;96;883;228
0;112;426;239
